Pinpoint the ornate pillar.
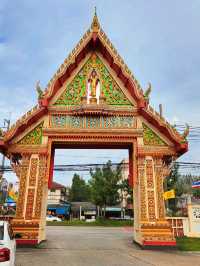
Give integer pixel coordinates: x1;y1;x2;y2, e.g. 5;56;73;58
12;153;48;245
134;155;176;247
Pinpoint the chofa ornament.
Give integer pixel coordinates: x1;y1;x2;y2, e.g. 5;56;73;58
144;82;152;101
182;123;189;140
36;81;44;100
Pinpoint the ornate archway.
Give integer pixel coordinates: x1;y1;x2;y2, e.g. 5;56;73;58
0;13;188;247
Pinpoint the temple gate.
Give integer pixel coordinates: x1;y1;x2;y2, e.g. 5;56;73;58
0;13;188;247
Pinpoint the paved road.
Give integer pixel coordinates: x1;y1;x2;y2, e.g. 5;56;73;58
16;226;200;266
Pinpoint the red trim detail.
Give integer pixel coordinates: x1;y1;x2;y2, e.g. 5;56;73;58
48;148;55;189
143;240;176;246
39;98;48;107
0;140;7;152
16;239;38;245
7;107;48;143
51;181;66;190
2;33;188;156
46;37;143;107
139;107;188;155
128;146;133;187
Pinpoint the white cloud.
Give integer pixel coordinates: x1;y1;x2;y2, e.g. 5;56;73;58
0;0;199;177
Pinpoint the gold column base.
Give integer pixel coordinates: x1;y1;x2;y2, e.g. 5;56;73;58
134;221;176;247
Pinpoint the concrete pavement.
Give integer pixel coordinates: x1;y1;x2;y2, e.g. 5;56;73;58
16;226;200;266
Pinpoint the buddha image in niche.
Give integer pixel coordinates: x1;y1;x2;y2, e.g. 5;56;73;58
87;69;101;104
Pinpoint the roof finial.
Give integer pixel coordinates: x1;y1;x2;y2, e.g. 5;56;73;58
91;6;100;32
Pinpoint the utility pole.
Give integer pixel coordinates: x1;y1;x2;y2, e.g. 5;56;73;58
0;119;10;204
0;119;10;181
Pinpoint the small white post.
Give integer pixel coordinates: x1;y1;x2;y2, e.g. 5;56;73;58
80;205;82;220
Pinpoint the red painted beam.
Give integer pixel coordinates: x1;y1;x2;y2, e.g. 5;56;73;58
16;239;38;246
143;240;176;246
128;145;133;187
48;148;55;189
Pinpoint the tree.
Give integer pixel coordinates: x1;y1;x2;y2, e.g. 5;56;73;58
164;164;181;214
164;164;200;214
177;174;200;198
69;173;91;202
165;163;181;191
89;160;122;213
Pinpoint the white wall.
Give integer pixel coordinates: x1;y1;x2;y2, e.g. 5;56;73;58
47;189;62;204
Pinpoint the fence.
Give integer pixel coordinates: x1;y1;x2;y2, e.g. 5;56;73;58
166;217;189;237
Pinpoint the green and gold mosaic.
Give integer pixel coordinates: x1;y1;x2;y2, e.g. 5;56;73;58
51;115;134;129
143;123;166;146
54;54;132;106
18;123;43;145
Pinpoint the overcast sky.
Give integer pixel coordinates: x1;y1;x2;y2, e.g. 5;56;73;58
0;1;200;185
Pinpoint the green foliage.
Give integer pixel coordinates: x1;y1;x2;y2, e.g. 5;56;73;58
176;237;200;251
164;164;200;215
89;160;122;208
171;172;200;198
192;186;200;198
165;164;180;190
47;218;132;227
69;173;91;202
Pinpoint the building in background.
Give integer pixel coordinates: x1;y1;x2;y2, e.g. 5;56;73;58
121;159;129;181
119;159;133;218
71;202;96;220
47;181;69;204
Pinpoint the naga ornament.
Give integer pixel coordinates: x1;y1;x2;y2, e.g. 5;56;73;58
0;128;4;138
36;81;43;99
144;82;152;101
182;123;189;139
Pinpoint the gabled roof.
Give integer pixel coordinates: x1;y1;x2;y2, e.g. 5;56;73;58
51;181;66;190
0;12;188;155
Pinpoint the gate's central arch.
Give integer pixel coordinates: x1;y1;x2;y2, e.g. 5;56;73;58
0;13;188;247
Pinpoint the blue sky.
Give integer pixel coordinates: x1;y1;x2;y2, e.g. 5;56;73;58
0;1;200;185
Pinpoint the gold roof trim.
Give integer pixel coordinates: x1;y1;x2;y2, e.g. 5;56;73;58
2;14;186;145
146;105;185;143
91;7;100;32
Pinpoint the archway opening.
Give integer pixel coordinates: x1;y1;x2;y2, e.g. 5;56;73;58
46;144;134;225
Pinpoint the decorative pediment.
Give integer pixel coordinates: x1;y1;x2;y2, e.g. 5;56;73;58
143;123;167;146
53;54;133;107
50;114;135;130
18;123;43;145
0;14;187;156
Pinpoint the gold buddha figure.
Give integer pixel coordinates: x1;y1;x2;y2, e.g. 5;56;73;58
87;69;101;104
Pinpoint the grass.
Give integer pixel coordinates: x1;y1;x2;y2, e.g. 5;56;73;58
176;237;200;251
47;218;133;227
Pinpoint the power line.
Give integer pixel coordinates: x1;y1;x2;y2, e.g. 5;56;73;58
0;161;200;173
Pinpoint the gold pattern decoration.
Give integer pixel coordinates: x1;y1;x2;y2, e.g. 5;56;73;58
154;158;166;220
143;123;166;146
18;123;43;145
138;157;148;221
25;188;35;220
146;160;156;221
53;54;132;106
34;155;48;219
91;7;100;32
15;155;30;218
29;158;38;187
